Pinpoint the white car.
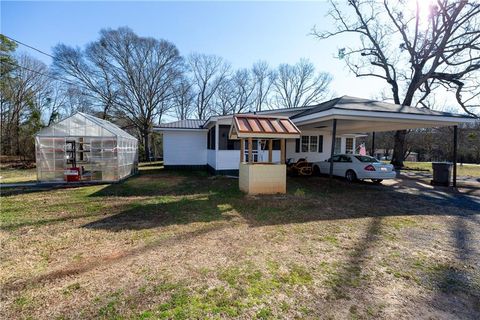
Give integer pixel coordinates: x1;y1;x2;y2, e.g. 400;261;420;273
313;154;396;183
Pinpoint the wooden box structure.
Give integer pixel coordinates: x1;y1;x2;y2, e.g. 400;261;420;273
229;114;301;195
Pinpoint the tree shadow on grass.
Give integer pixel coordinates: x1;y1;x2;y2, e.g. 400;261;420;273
1;211;108;231
82;193;237;232
236;179;479;230
323;217;383;301
5;170;479;312
82;171;480;233
426;214;480;318
89;169;221;198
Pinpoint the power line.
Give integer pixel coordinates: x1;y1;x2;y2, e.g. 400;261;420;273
0;35;77;86
0;35;80;87
1;60;76;87
3;34;55;59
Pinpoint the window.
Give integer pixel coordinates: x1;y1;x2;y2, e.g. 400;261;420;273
334;137;342;154
244;139;259;162
339;155;352;162
301;136;309;152
218;125;240;150
272;140;280;150
257;139;280;151
309;136;318;153
346;138;354;154
207;127;216;150
318;135;323;153
297;136;319;153
354;155;379;163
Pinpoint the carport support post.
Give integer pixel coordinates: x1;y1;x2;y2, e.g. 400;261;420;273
329;119;337;179
453;125;458;188
371;132;376;156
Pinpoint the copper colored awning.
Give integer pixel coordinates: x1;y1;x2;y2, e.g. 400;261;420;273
229;114;301;139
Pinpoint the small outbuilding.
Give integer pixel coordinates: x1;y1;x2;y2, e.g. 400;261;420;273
229;114;301;194
35;112;138;183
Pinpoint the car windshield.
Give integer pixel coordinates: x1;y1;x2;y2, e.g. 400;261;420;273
354;155;380;163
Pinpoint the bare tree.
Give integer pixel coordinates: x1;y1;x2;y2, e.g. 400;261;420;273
35;82;70;126
188;53;230;119
273;59;332;109
62;86;94;116
52;43;117;119
313;0;480;167
172;77;195;120
53;28;184;160
251;61;276;111
94;27;183;160
214;68;256;115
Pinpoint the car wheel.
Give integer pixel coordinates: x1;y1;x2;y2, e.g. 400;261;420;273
372;179;383;184
345;170;357;183
313;165;320;176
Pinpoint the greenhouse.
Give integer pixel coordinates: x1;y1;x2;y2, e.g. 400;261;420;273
35;112;138;183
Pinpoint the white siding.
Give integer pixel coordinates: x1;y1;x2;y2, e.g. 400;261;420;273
216;150;239;170
163;130;207;165
286;131;356;163
258;150;281;164
207;149;216;168
215;150;281;170
162;127;357;170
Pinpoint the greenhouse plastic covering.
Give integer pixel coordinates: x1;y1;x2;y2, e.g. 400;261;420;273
35;113;138;182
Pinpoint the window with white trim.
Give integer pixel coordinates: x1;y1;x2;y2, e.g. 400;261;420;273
345;138;354;154
334;137;342;154
301;136;309;152
309;136;318;152
298;136;318;153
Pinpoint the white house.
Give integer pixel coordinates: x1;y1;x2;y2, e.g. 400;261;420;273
155;96;474;175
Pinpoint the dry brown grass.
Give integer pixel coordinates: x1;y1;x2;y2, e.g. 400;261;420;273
1;165;479;319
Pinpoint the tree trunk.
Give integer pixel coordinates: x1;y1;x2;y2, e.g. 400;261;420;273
391;130;407;168
391;91;415;169
143;132;150;162
15;118;20;156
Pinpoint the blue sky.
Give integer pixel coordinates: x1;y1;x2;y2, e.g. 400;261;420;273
2;1;386;98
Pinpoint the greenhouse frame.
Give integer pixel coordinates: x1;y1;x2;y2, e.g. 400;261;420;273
35;112;138;183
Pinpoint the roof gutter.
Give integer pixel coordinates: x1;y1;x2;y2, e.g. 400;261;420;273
153;127;208;132
293;109;477;126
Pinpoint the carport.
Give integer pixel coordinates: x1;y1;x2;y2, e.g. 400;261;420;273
291;96;477;186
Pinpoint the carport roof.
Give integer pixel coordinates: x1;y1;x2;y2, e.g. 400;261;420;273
292;96;476;134
291;96;473;119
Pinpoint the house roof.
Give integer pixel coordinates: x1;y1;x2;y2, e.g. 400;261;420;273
201;105;315;127
155;96;474;133
291;96;472;119
229;114;301;139
156;119;206;129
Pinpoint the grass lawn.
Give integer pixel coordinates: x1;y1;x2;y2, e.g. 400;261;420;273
0;167;37;184
402;161;480;178
1;163;479;319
